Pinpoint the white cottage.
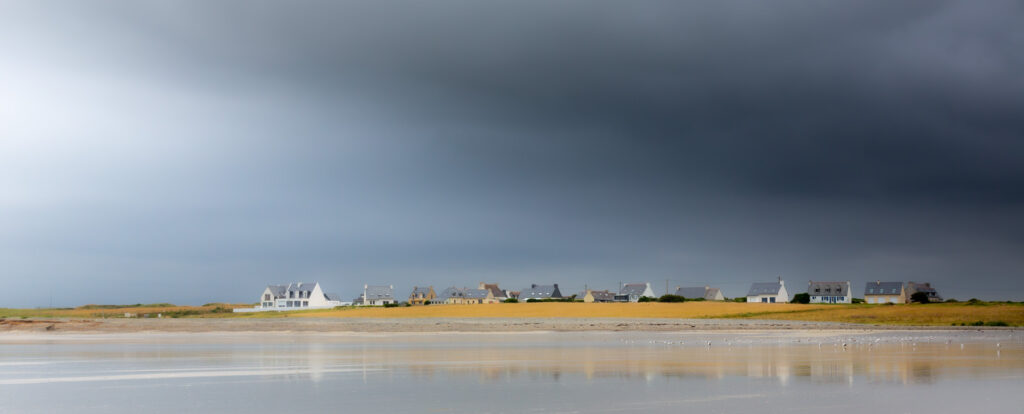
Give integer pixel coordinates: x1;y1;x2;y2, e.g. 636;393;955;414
618;282;657;302
746;279;789;303
236;282;346;312
807;281;852;304
353;284;396;306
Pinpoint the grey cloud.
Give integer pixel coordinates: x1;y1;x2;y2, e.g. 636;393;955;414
1;1;1022;306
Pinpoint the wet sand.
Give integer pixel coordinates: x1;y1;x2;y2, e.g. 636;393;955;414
1;317;1017;333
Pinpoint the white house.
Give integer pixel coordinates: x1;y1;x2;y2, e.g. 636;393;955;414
618;282;656;302
747;279;789;303
353;284;396;306
808;281;852;304
235;282;346;312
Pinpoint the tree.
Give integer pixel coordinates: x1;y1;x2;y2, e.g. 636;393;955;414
910;292;930;304
503;298;518;303
657;294;686;303
792;293;810;304
637;296;657;302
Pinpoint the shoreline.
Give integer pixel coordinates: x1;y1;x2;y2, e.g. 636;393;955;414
2;317;1019;334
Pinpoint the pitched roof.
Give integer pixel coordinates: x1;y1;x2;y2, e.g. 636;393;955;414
519;284;561;299
586;290;616;301
266;282;318;298
675;287;708;299
324;293;342;302
363;285;394;300
411;286;433;296
480;283;506;298
808;281;850;295
461;289;490;299
619;283;649;296
865;282;903;296
748;282;782;296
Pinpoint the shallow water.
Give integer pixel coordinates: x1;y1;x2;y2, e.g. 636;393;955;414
1;331;1021;413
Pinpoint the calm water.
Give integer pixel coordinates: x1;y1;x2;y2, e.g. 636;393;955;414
1;331;1021;413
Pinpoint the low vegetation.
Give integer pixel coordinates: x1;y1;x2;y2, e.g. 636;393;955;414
2;300;1021;327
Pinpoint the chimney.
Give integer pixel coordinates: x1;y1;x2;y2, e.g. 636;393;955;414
553;283;559;289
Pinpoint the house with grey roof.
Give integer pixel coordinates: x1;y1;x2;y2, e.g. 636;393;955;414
864;281;906;304
580;289;616;303
478;282;508;300
807;281;851;304
433;286;497;304
907;281;943;303
618;282;656;302
353;284;396;306
746;278;789;303
235;281;347;312
408;286;436;305
674;286;725;301
518;284;563;301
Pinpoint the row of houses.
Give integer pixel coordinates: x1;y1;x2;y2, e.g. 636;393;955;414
746;280;944;304
236;279;944;312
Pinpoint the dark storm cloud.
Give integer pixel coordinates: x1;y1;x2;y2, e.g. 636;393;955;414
1;1;1022;306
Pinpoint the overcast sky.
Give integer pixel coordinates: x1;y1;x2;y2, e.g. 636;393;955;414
2;1;1022;307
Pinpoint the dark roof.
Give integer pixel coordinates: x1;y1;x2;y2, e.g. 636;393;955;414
865;282;903;296
266;282;318;299
808;281;850;295
519;284;561;299
362;285;394;300
675;287;708;299
480;283;506;298
619;283;649;296
324;293;342;302
461;289;490;299
747;282;782;296
586;290;616;301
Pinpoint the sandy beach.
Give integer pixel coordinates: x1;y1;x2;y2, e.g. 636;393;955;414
2;317;1019;334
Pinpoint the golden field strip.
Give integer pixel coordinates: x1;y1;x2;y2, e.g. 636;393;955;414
2;302;1022;326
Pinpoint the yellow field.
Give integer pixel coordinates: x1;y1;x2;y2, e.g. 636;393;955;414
3;302;1021;326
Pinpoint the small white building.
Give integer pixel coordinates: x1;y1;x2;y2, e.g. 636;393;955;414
808;281;852;304
353;284;396;306
235;282;346;312
747;279;789;303
618;282;656;302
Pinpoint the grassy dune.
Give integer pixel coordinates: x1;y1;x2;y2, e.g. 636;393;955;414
3;302;1021;326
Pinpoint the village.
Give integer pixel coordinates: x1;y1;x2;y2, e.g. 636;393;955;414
234;278;945;312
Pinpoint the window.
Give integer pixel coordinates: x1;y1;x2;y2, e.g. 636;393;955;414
303;301;308;307
762;297;768;303
815;288;820;293
770;297;776;303
264;294;270;301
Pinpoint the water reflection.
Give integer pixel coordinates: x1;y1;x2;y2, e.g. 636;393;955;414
0;332;1020;413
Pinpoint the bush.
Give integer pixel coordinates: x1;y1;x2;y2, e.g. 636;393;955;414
944;298;958;303
383;303;399;308
637;296;657;302
733;297;747;302
967;298;984;305
852;298;865;304
503;298;518;303
526;298;539;303
910;292;931;304
423;301;431;305
657;294;686;303
792;293;810;304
